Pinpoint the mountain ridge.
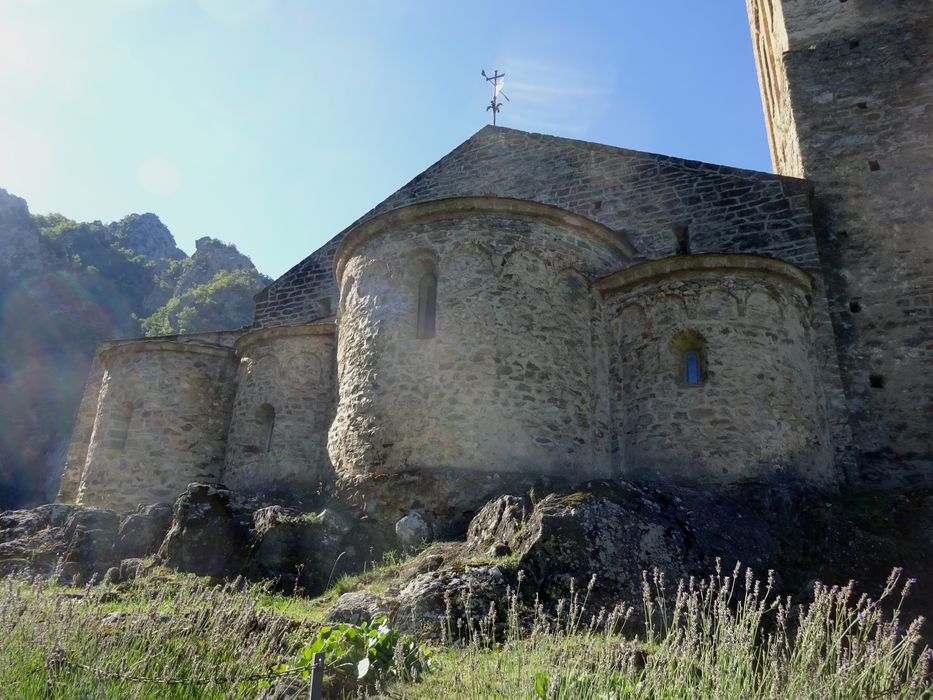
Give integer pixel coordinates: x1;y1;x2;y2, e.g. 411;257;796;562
0;187;269;508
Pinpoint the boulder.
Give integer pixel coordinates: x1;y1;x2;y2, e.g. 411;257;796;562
61;508;123;578
246;505;380;594
157;483;251;577
395;512;430;551
119;557;147;581
0;503;122;582
466;495;529;552
465;481;776;612
394;566;511;637
117;503;173;559
324;591;388;625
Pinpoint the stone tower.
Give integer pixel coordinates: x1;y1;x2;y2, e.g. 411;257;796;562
747;0;933;486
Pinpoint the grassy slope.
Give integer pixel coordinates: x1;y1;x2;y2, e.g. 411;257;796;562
1;554;931;699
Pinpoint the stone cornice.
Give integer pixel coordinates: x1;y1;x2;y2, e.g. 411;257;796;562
334;196;636;283
234;322;336;356
98;339;234;365
595;253;813;295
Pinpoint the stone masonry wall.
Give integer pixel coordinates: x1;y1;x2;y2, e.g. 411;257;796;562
750;0;933;484
56;356;104;503
252;236;339;328
75;338;237;512
328;198;632;511
254;126;821;327
223;324;336;501
256;129;854;476
600;255;836;485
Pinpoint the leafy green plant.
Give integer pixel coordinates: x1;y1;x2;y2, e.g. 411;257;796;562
277;615;430;687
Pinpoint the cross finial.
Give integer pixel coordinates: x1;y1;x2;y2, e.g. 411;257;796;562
481;69;509;126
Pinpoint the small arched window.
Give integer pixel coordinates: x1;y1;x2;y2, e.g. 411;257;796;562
673;224;690;255
111;399;140;451
416;271;437;339
255;403;276;453
671;329;707;385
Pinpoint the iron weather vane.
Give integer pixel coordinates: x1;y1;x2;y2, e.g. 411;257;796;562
482;69;509;126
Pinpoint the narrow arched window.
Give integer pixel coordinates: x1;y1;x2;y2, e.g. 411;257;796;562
671;329;707;385
112;400;138;451
255;403;275;453
684;351;702;384
416;271;437;339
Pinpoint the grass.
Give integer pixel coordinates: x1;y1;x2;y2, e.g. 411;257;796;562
0;571;318;698
0;560;929;699
387;563;932;699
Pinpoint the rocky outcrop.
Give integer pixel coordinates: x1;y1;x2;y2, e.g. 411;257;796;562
0;501;170;582
173;237;257;294
328;481;933;632
246;504;362;593
394;566;511;637
139;237;269;336
1;480;930;631
395;512;430;551
0;188;48;285
158;484;253;578
324;591;388;625
113;213;185;274
157;483;390;591
487;482;776;609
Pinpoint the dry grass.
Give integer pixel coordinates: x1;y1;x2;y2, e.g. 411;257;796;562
0;561;930;698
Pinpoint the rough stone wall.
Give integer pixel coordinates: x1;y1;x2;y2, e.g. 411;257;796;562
328;199;632;510
600;255;836;485
252;236;340;328
254;126;821;327
223;324;337;500
750;0;933;484
747;0;804;177
75;338;238;512
56;356;105;503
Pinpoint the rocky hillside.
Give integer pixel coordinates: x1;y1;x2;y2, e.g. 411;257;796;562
0;187;270;510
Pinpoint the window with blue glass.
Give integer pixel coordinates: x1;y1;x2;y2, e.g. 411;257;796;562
684;351;702;384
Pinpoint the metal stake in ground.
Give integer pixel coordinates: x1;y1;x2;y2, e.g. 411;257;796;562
308;652;324;700
482;69;509;126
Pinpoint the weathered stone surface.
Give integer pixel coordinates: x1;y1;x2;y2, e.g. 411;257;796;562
463;482;780;611
117;503;173;559
599;255;838;484
748;0;933;485
245;505;361;593
0;503;121;581
119;557;147;581
395;512;430;551
61;508;123;577
77;339;239;512
466;495;530;551
324;591;388;625
394;566;511;637
224;324;336;500
157;483;251;577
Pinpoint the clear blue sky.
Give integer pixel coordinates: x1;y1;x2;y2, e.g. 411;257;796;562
0;1;771;279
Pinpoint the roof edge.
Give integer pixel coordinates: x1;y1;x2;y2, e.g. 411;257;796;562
333;195;636;283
